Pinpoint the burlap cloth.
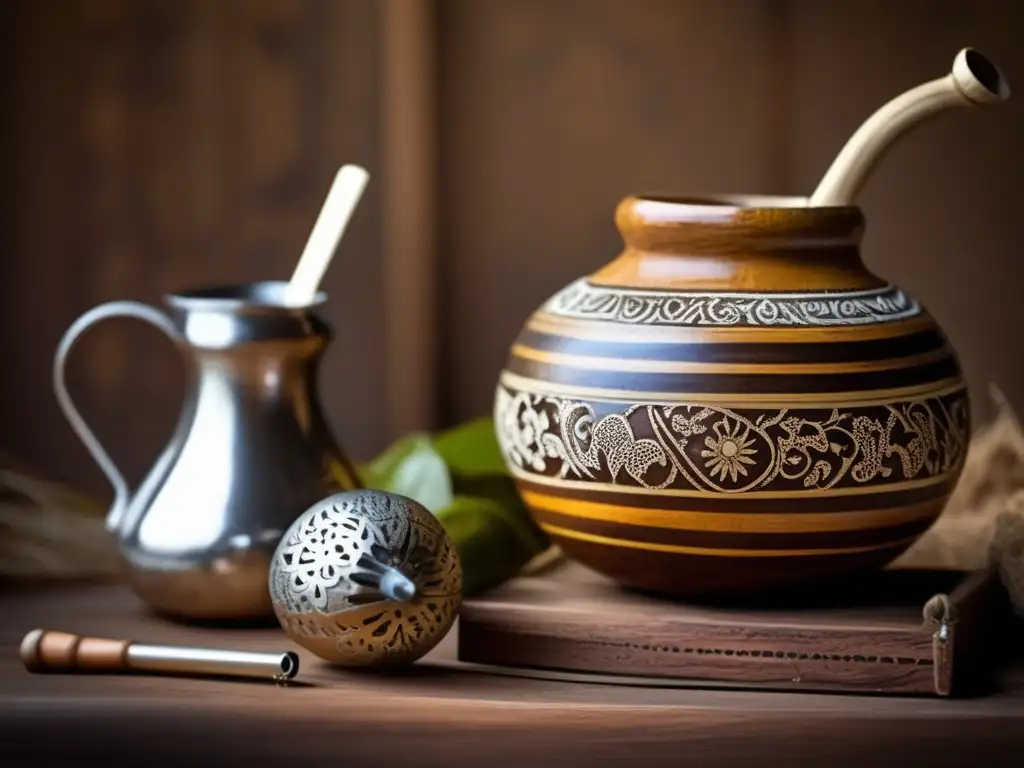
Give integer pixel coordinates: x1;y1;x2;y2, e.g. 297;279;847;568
894;387;1024;614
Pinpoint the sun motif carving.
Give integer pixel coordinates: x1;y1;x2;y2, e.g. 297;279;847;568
701;420;758;483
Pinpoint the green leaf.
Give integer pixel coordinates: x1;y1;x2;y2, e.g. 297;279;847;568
360;418;550;597
360;433;454;513
431;417;506;477
451;474;549;555
436;494;548;597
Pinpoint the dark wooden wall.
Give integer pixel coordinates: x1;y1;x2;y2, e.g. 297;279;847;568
2;0;1023;504
438;0;1024;426
0;0;385;495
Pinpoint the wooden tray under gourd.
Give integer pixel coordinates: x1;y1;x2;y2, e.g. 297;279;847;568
457;561;1014;697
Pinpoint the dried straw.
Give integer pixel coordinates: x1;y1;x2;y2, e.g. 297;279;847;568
0;452;119;582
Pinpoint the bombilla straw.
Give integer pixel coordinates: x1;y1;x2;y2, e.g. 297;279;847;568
20;628;300;683
808;48;1010;207
285;163;371;306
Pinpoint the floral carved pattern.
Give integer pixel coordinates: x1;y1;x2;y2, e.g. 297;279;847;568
494;385;969;494
542;279;921;327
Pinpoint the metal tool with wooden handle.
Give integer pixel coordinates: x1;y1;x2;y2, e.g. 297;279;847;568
20;629;299;683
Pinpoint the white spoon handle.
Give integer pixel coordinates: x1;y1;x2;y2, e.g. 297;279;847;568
286;164;370;306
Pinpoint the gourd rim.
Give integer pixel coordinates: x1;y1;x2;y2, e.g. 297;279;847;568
622;192;862;215
616;194;865;250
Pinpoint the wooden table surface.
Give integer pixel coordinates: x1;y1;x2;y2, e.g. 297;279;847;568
2;581;1023;766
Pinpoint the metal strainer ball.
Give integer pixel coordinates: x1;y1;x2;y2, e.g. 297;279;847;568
269;489;462;667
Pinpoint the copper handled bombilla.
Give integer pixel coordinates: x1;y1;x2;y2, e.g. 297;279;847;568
20;629;299;683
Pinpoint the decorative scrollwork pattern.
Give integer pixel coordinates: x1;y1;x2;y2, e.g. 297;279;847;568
494;384;969;494
541;279;920;327
269;490;461;666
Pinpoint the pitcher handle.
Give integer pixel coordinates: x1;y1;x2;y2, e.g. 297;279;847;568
53;301;183;533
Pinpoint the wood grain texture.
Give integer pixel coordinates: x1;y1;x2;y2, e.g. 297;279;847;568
381;0;439;436
436;0;1023;442
437;0;784;427
1;582;1023;765
788;0;1024;429
0;0;386;499
458;561;1009;696
4;0;1021;514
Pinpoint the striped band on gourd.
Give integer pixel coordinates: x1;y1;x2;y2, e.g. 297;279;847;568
495;280;968;578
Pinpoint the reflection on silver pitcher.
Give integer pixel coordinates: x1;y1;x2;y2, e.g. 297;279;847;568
53;281;362;621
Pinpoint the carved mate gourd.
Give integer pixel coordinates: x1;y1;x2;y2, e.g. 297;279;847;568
53;166;370;621
494;49;1010;596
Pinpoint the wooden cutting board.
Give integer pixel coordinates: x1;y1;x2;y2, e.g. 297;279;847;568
457;561;1013;697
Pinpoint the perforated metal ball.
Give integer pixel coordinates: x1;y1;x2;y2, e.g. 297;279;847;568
269;489;462;667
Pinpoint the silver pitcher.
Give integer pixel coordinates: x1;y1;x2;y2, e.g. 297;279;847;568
54;281;362;621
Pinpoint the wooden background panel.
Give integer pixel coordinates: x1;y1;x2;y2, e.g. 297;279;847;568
788;0;1024;425
437;0;785;426
438;0;1024;428
381;0;438;436
0;0;385;500
2;0;1023;507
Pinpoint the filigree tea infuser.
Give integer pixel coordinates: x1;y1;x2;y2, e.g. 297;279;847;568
269;489;462;668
